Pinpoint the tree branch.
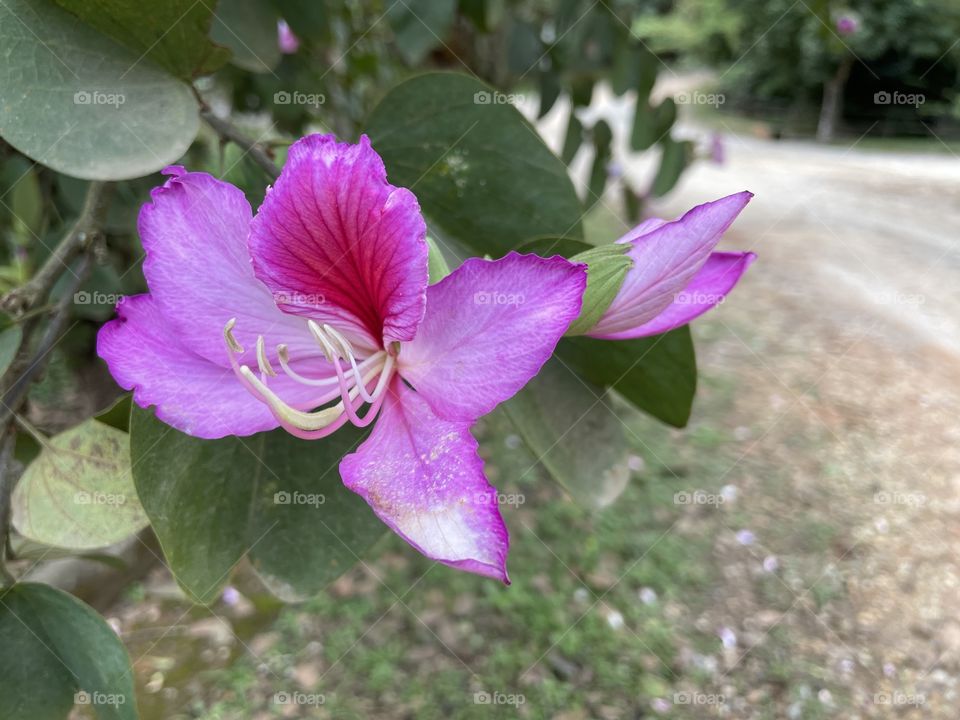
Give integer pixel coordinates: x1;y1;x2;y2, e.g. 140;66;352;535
200;110;280;180
0;178;112;583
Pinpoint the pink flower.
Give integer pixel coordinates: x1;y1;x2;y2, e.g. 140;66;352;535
836;14;859;36
98;135;586;583
584;192;755;339
277;19;300;54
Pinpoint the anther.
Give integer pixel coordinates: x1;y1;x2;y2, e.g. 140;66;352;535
307;320;337;362
256;336;277;377
223;318;244;353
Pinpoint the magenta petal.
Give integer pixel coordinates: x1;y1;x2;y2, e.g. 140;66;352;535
588;191;752;338
97;296;320;438
249;134;428;350
139;167;320;366
591;251;756;339
340;379;510;582
399;252;587;423
277;19;299;54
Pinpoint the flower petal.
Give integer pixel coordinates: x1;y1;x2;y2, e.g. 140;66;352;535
587;191;752;338
97;295;322;439
398;252;587;422
249;134;428;350
590;252;756;339
139;166;320;366
340;379;509;582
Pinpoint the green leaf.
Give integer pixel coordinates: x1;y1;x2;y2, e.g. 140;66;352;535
52;0;230;79
427;236;451;282
0;582;137;720
387;0;457;65
458;0;505;32
565;244;632;336
0;0;199;181
130;407;387;603
94;394;132;433
557;328;697;427
366;73;584;257
506;19;541;75
651;138;692;197
630;97;676;152
0;313;23;380
570;76;594;107
516;237;591;259
212;0;281;74
560;110;583;165
622;183;642;224
10;165;43;243
587;119;613;201
500;358;631;508
538;68;561;118
11;419;147;550
613;41;657;99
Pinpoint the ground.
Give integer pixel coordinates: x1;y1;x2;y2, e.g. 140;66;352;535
84;94;960;719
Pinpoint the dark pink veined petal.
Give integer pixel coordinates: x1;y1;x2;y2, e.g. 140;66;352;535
340;378;510;582
139;166;322;367
249;134;428;351
398;252;587;423
97;296;324;439
590;251;756;339
587;191;753;338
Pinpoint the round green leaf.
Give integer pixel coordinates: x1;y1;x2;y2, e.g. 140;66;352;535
52;0;230;79
0;0;199;180
11;419;147;550
500;358;631;508
366;72;585;257
130;407;387;603
0;582;138;720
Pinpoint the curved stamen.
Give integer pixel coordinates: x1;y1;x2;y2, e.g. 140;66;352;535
256;336;277;377
329;348;396;428
240;365;360;431
322;324;379;403
277;343;385;388
223;318;393;437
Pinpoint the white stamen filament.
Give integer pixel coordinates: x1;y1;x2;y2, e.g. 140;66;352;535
276;343;386;388
321;324;378;404
223;318;395;436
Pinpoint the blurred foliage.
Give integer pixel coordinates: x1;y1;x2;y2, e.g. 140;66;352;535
633;0;960;136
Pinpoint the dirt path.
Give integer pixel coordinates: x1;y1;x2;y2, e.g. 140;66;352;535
530;87;960;716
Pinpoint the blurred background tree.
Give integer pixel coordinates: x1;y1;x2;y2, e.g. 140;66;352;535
632;0;960;140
